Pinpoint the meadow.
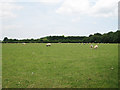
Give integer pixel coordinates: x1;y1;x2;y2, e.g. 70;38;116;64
0;44;2;89
2;43;118;88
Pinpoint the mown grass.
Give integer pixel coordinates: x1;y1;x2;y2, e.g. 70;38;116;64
2;43;118;88
0;43;2;89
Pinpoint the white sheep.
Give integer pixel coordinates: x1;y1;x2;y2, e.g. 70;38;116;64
22;43;26;45
90;44;93;48
46;43;51;47
94;45;98;49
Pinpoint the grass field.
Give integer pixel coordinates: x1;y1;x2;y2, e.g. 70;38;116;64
2;43;118;88
0;44;2;89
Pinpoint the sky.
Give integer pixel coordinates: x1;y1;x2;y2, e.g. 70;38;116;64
0;0;119;40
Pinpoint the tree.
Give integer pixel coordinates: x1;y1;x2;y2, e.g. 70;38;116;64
2;30;119;43
3;37;8;42
89;34;93;37
94;33;102;36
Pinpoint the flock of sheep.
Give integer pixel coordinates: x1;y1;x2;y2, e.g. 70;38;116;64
22;43;98;49
45;43;98;49
90;44;98;49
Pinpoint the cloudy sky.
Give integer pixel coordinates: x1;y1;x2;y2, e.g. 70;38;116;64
0;0;119;40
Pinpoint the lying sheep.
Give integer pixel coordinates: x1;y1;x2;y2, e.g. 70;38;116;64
22;43;26;45
46;43;51;47
94;45;98;49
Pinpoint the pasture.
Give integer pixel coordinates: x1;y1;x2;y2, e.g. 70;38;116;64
2;43;118;88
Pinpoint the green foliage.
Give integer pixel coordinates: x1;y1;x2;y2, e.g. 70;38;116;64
2;30;120;43
3;37;8;41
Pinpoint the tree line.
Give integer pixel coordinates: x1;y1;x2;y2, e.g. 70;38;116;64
2;30;120;43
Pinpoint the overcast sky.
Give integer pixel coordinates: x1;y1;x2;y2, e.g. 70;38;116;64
0;0;119;40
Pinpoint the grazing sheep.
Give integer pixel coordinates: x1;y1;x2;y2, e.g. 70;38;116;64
90;44;93;48
94;45;98;49
46;43;51;47
22;43;26;45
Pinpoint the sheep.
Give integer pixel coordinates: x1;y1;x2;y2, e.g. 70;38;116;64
94;45;98;49
90;44;93;48
22;43;26;45
46;43;51;47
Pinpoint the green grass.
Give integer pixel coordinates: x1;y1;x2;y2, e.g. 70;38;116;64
0;44;2;89
2;43;118;88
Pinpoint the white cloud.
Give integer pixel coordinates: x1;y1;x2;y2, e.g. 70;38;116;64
0;0;15;2
36;0;63;4
0;0;63;19
72;17;81;22
0;0;23;19
56;0;119;18
90;0;119;17
0;0;118;18
93;22;97;25
0;0;63;4
3;24;22;30
56;0;90;15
